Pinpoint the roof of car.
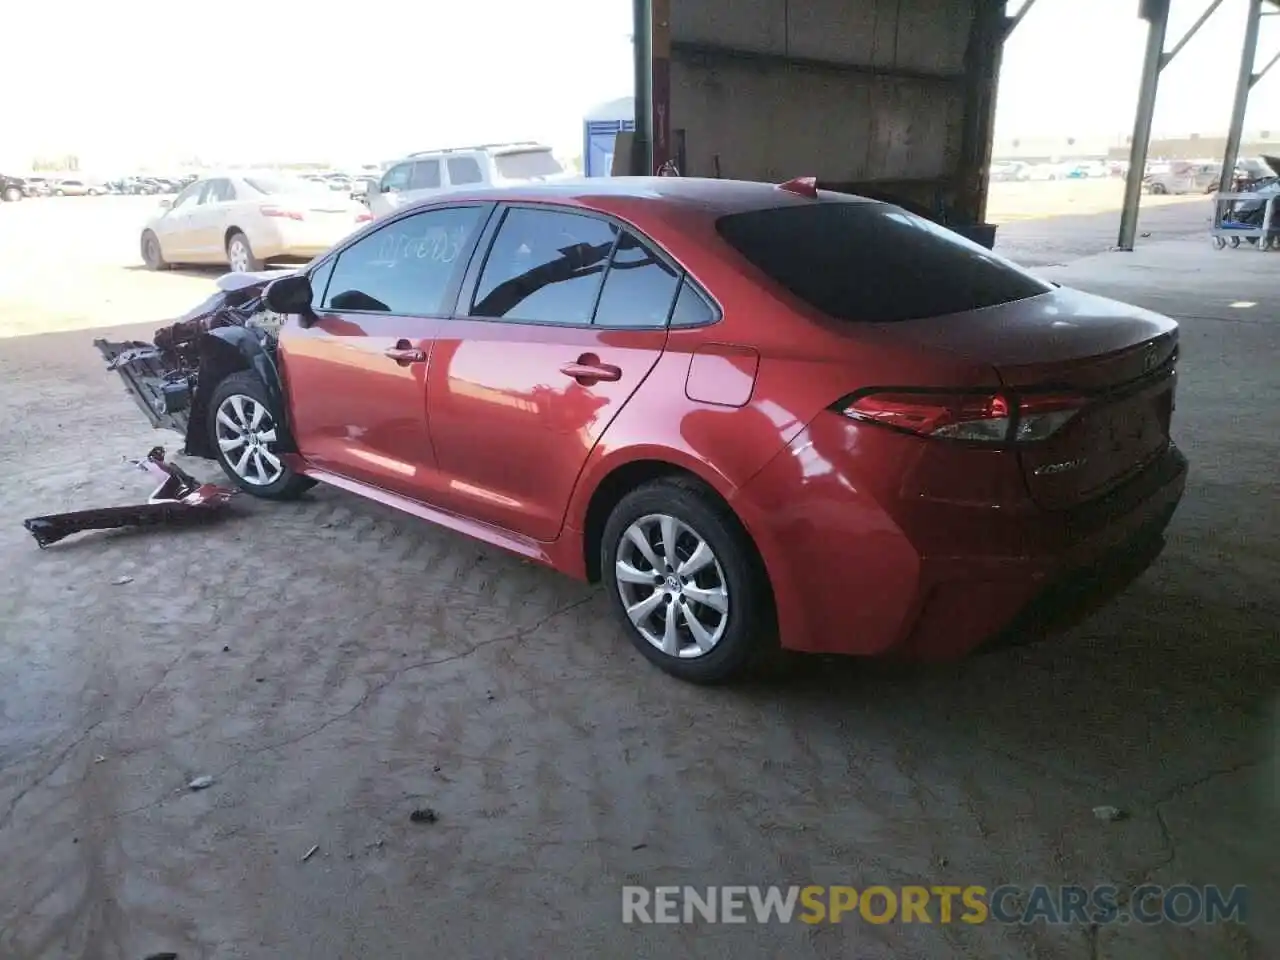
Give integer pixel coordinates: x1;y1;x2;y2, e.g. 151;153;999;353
395;176;877;218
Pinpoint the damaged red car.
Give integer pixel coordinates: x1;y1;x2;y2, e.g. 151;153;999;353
100;177;1187;683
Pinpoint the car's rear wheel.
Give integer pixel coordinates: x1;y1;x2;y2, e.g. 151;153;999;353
226;231;262;273
141;230;167;270
602;478;772;684
208;371;314;500
1149;182;1167;195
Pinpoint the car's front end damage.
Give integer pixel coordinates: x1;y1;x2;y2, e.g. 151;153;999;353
94;270;296;460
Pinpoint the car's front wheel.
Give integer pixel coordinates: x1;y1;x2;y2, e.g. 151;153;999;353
601;477;773;684
141;230;167;270
2;186;22;202
208;371;314;500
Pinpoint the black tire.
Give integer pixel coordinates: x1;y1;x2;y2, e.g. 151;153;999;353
226;231;262;273
601;477;774;684
1149;182;1167;195
207;371;315;500
2;186;22;202
141;230;168;270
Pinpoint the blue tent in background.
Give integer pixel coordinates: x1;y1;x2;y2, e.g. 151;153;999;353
583;97;635;178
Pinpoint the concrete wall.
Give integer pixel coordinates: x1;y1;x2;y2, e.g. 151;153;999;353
663;0;980;207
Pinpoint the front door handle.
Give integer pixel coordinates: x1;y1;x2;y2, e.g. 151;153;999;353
385;339;426;365
560;353;621;384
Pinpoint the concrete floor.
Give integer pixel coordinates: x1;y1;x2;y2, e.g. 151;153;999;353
0;197;1275;959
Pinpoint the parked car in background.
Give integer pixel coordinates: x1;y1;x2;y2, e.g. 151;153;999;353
350;176;379;202
22;176;52;196
1;173;25;202
105;177;1187;683
988;161;1029;183
140;173;371;273
48;178;106;196
1023;162;1071;182
1143;161;1220;195
368;142;570;217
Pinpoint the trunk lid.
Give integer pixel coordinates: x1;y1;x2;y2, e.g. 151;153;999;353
882;287;1179;509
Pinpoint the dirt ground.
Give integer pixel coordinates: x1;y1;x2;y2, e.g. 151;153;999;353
0;192;1275;960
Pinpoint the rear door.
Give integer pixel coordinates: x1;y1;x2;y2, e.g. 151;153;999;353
425;205;678;539
192;178;236;257
277;203;491;499
155;181;210;260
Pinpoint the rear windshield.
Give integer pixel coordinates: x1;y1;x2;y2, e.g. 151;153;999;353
494;150;564;179
716;202;1052;323
243;176;330;195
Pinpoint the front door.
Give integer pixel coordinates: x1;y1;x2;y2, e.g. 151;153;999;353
427;206;681;541
155;181;209;261
278;204;491;499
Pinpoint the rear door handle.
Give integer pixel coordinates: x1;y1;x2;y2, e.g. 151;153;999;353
560;354;621;383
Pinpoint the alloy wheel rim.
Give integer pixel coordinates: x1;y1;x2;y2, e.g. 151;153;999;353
228;239;249;272
215;394;283;486
614;513;729;659
144;235;158;265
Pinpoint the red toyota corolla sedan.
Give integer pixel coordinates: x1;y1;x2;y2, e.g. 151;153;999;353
109;177;1187;683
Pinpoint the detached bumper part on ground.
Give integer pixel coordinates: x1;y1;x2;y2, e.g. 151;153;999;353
22;447;235;548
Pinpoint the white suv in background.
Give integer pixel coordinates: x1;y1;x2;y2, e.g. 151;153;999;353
367;142;571;217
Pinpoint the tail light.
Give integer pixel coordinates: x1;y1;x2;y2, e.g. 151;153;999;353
260;205;304;220
837;390;1087;443
355;211;373;223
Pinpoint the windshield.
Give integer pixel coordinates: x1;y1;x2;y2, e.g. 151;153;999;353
716;201;1053;324
243;175;332;196
494;150;564;180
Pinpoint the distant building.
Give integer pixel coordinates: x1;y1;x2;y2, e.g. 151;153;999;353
993;129;1279;163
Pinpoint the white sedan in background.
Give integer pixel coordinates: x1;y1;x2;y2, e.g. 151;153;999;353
140;174;371;273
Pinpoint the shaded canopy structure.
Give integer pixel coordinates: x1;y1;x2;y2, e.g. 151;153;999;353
625;0;1280;247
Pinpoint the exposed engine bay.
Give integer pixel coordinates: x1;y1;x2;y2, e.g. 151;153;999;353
95;270;294;460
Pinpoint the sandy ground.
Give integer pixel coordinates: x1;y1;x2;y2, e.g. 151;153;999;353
985;179;1204;223
0;190;1275;960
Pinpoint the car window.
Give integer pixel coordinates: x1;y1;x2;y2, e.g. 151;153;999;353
170;182;204;210
243;176;328;196
410;160;442;190
206;179;236;203
308;258;335;311
447;157;484;186
715;201;1053;324
669;279;716;327
493;150;564;179
471;207;616;325
381;164;413;193
593;231;680;327
322;206;484;315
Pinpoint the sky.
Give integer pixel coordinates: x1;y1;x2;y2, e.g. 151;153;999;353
1;0;1276;170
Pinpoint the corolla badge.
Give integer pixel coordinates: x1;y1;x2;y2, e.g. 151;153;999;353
1034;458;1089;476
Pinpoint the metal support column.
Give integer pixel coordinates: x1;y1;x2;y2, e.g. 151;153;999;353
1220;0;1264;192
631;0;654;177
955;0;1008;226
1118;0;1171;251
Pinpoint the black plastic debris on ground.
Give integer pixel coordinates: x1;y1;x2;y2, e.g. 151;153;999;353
409;808;439;824
22;447;235;548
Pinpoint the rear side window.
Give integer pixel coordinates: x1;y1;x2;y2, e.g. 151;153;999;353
410;160;441;190
494;150;564;179
716;202;1052;323
593;232;680;327
447;157;484;185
